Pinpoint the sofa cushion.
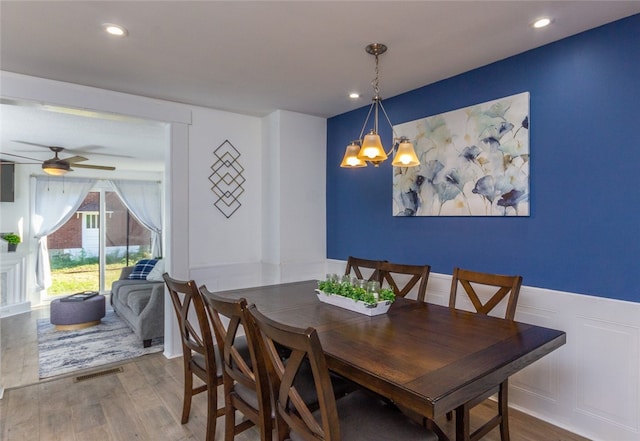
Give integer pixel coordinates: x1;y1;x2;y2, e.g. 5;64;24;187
146;259;165;281
112;279;152;292
126;290;152;315
128;259;158;280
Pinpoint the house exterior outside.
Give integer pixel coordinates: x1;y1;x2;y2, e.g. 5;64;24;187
47;191;151;259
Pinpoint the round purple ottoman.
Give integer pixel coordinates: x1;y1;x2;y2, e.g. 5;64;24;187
50;295;106;330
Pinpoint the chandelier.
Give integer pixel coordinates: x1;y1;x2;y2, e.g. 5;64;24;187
340;43;420;168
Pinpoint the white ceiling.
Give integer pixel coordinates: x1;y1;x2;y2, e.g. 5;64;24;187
1;1;639;174
0;103;167;173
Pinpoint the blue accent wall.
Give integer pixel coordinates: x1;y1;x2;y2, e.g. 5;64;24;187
327;14;640;302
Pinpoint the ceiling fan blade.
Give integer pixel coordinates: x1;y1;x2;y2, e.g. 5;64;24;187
14;141;134;159
64;155;89;163
0;160;40;165
13;141;55;149
0;151;41;161
15;149;49;154
72;150;134;159
72;163;116;171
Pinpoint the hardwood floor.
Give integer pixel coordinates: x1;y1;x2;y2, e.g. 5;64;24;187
1;307;48;390
1;310;591;441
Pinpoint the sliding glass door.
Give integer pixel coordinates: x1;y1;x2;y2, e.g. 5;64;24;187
48;183;152;296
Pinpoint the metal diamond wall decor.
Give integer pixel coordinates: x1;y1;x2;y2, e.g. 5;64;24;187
209;140;245;218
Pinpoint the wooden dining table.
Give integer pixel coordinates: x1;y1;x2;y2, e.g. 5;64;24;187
211;280;566;441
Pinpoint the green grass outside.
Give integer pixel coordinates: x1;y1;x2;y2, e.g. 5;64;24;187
49;263;125;296
48;249;152;296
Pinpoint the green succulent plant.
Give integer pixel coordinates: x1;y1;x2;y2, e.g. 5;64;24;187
317;279;395;306
2;233;21;244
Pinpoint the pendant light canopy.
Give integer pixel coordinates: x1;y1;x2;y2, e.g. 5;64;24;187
340;43;420;169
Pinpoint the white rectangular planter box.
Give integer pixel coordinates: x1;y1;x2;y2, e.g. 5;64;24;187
315;290;391;316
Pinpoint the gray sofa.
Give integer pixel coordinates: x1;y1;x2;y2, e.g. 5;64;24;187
110;266;164;347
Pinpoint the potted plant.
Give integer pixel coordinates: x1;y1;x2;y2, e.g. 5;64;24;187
316;275;395;316
2;233;21;252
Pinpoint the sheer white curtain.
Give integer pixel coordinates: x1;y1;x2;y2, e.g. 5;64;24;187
32;176;96;289
110;179;163;258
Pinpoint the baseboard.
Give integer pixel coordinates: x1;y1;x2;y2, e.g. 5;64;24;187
0;301;31;318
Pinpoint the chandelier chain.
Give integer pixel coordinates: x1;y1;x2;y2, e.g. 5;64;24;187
372;53;381;98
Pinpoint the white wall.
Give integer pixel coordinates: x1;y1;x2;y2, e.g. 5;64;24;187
277;111;326;262
0;162;30;249
260;110;327;284
192;109;327;290
262;111;281;267
188;107;262;268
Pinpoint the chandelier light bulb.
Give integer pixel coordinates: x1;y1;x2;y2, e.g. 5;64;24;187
340;142;366;168
392;138;420;167
363;148;378;159
357;131;387;163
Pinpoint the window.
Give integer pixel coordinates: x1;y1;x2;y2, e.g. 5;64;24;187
85;213;99;229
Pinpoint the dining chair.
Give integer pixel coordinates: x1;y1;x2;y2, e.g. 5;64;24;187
449;267;523;320
199;287;272;441
247;304;439;441
162;273;223;441
344;256;385;283
446;267;524;441
378;261;431;303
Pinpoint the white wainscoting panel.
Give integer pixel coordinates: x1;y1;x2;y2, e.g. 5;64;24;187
190;262;266;293
575;317;639;435
191;260;640;441
510;304;561;404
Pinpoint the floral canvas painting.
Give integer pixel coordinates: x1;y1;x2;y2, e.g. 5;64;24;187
393;92;529;216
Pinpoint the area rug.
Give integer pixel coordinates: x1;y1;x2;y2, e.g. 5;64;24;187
37;309;163;379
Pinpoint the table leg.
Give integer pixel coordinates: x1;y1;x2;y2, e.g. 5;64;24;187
455;404;470;441
499;381;511;441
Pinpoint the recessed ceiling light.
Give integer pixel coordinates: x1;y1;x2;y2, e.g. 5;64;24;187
103;23;128;37
349;92;360;99
532;17;552;29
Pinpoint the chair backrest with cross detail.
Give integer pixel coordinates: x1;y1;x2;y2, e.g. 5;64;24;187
449;267;523;320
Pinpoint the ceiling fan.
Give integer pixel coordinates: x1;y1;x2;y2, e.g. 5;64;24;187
0;141;117;175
